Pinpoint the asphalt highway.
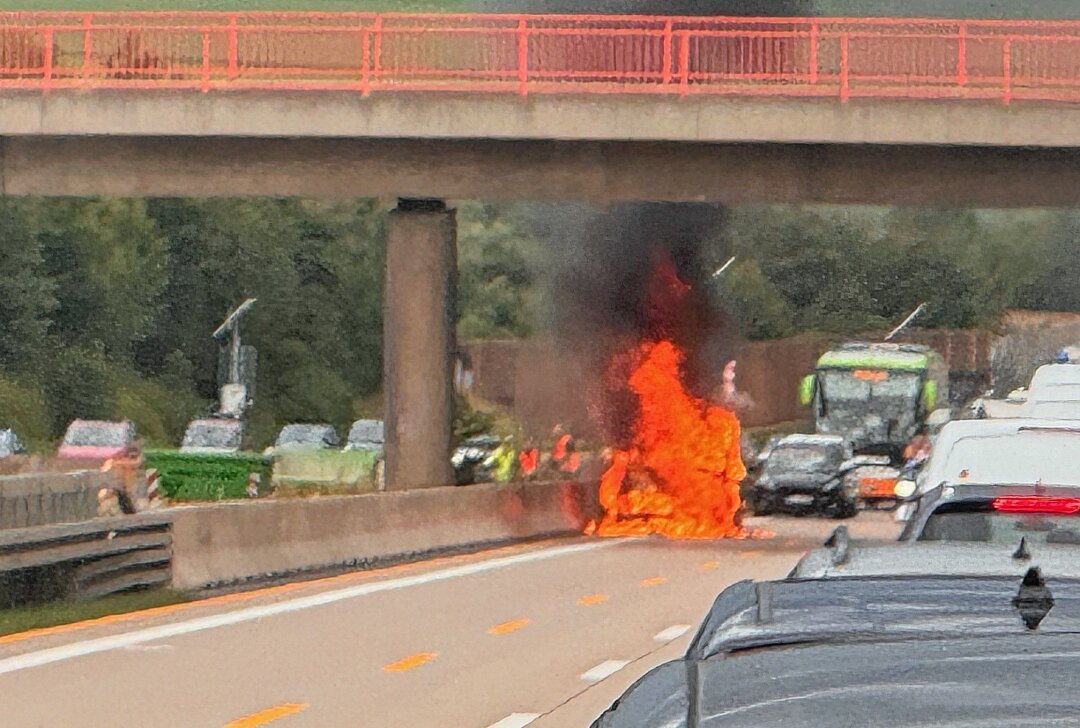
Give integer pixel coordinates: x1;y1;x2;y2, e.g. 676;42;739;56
0;514;899;728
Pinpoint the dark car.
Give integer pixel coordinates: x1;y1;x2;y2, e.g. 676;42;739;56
900;482;1080;545
451;435;500;485
752;434;877;518
592;567;1080;727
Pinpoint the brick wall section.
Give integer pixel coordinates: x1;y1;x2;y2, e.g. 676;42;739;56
463;325;1005;432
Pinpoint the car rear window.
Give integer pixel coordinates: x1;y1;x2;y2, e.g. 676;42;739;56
63;423;130;447
919;505;1080;544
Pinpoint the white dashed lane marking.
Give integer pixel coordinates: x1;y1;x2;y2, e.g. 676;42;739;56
580;660;630;683
486;714;541;728
654;624;692;642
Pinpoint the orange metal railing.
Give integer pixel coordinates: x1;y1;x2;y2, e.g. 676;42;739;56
3;12;1080;102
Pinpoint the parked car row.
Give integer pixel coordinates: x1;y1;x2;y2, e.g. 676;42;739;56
0;415;512;490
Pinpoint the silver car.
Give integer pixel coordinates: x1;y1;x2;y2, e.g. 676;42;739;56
792;525;1080;580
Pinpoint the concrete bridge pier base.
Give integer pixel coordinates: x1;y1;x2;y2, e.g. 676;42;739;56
384;199;457;490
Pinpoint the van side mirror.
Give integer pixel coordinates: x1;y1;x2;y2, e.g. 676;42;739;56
799;375;815;407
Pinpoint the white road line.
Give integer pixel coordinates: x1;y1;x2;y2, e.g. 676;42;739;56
486;713;541;728
653;624;691;642
580;660;630;683
0;539;622;677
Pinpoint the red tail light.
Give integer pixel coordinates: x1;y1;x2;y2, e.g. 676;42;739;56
992;496;1080;514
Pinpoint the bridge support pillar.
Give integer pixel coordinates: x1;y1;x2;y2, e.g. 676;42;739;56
384;199;457;490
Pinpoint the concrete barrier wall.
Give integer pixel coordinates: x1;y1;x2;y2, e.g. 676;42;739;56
170;480;600;590
0;471;114;530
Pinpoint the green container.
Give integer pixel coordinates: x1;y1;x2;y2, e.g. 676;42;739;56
143;449;271;502
271;449;380;493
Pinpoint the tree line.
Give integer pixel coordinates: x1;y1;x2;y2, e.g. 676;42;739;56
1;200;1077;449
0;198;539;450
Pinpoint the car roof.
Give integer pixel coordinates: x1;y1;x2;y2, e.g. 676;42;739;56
919;426;1080;490
347;419;384;445
687;570;1080;664
690;633;1080;728
275;423;339;447
1031;363;1080;388
1022;400;1080;420
792;534;1080;579
817;344;929;371
1028;383;1080;402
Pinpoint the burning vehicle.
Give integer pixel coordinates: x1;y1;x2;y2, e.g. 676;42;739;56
585;338;746;539
537;202;751;540
751;434;890;518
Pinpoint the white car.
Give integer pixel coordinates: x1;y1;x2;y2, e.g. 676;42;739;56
1030;363;1080;390
896;420;1080;522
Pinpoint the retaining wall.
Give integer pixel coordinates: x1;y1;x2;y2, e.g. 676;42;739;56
169;479;600;590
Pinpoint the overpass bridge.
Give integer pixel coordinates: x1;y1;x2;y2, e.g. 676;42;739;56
4;11;1080;488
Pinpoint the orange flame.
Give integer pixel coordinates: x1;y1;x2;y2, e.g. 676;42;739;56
586;339;748;539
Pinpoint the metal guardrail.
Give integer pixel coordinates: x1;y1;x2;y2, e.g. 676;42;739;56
0;513;171;603
2;13;1080;102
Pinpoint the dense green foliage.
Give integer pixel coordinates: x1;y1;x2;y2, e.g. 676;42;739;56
4;198;1080;453
143;449;272;501
0;198;388;449
714;207;1080;339
456;203;542;339
0;588;189;637
0;198;532;451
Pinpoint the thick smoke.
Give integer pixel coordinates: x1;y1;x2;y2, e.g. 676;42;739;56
524;202;738;445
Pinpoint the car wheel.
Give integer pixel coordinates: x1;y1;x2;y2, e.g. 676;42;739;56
823;496;857;520
752;493;775;517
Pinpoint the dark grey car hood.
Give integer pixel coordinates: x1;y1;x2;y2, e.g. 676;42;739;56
594;634;1080;727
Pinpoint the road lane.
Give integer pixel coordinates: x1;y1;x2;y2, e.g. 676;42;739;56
0;514;899;727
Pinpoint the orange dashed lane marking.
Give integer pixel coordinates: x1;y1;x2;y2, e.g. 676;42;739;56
224;702;308;727
382;652;438;672
738;550;764;559
699;561;720;570
640;577;667;587
489;619;530;636
577;593;609;606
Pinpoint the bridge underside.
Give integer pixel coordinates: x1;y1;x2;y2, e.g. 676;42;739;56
3;136;1080;207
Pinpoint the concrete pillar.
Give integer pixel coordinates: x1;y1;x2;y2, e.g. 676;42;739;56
384;199;457;490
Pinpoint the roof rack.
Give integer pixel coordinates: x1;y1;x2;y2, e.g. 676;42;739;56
823;526;851;566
